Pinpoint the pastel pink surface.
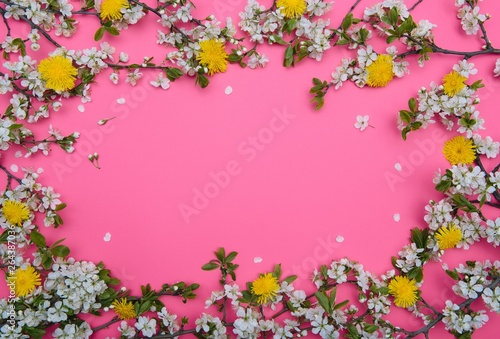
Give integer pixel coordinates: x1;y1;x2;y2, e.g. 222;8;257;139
1;0;500;338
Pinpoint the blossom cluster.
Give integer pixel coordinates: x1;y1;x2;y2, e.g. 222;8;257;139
398;61;485;139
239;0;334;63
456;0;488;36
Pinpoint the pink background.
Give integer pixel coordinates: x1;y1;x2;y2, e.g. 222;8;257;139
1;0;500;337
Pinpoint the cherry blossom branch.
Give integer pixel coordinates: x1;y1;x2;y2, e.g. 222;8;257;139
408;0;425;12
464;0;492;49
0;163;22;191
476;156;500;203
0;7;11;37
398;276;500;338
0;71;36;100
91;316;120;332
2;7;62;48
129;0;192;42
398;33;500;60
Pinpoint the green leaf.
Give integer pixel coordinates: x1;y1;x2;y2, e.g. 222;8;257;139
30;230;46;248
452;194;478;212
50;245;70;257
410;228;428;249
314;291;331;314
446;269;460;280
42;253;53;270
283;275;297;284
85;0;95;9
51;238;66;248
105;26;119;36
94;27;105;41
136;301;151;316
364;324;379;334
284;45;294;60
283;19;297;34
335;38;350;46
378;287;389;295
195;73;210;88
313;78;323;86
273;264;282;279
225;251;238;263
346;324;360;339
399;110;412;124
401;126;411;140
24;327;45;339
215;247;225;262
386;35;398;44
435;180;452;193
341;13;353;31
228;53;242;63
358;28;369;43
166;67;184;81
201;262;219;271
270;35;287;45
333;299;349;310
389;7;399;25
408;98;417;112
411;121;422;131
329;287;337;306
469;79;484;90
55;203;67;211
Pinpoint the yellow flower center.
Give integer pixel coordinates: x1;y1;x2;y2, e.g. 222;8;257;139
276;0;307;18
9;265;41;297
2;200;30;226
435;224;463;250
366;54;394;88
100;0;129;21
442;70;467;97
251;273;280;304
38;55;78;92
442;136;476;165
112;298;137;320
388;276;418;308
196;39;228;76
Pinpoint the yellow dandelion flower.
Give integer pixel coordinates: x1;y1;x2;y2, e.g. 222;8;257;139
100;0;129;21
366;54;394;88
388;276;419;308
442;71;467;97
2;200;30;226
442;136;476;165
435;224;463;250
112;298;136;320
9;265;41;297
276;0;307;19
251;273;280;304
38;55;78;92
196;39;228;76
